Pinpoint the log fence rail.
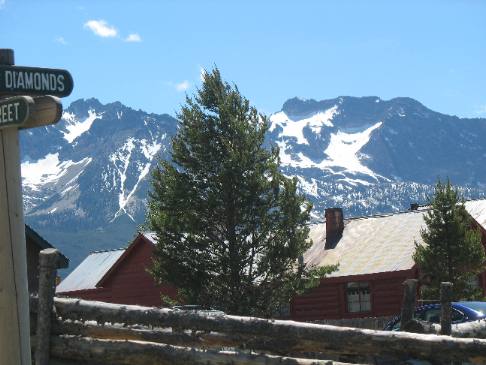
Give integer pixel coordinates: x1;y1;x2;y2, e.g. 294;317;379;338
30;249;486;365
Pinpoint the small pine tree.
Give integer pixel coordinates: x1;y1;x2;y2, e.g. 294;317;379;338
147;68;335;316
413;180;485;300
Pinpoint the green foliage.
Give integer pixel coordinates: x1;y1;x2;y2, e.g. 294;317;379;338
147;68;335;316
413;180;486;300
299;264;340;293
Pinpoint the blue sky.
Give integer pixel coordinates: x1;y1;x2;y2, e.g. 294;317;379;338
1;0;485;118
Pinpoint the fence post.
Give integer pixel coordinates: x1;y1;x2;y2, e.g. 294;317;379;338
400;279;418;331
440;282;453;336
35;248;60;365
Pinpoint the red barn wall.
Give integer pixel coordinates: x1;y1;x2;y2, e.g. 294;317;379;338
101;238;177;306
291;283;342;321
60;236;177;307
60;287;113;302
371;276;409;317
291;270;415;321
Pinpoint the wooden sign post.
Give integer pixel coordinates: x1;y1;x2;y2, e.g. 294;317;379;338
0;49;72;365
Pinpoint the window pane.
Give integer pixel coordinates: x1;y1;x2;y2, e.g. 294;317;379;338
348;301;361;313
346;282;371;313
452;309;465;323
361;292;371;311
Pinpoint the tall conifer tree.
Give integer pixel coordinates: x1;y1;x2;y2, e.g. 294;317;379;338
147;68;333;316
414;180;485;300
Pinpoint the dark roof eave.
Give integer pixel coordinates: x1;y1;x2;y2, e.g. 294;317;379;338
25;225;69;269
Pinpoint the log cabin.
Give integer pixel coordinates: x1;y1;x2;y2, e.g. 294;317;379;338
291;199;486;321
56;232;177;306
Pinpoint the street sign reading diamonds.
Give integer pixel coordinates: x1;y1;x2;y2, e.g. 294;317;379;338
0;65;73;97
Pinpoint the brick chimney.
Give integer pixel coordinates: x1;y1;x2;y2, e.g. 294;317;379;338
325;207;344;249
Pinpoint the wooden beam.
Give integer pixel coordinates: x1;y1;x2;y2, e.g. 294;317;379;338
50;297;486;363
35;249;60;365
50;335;363;365
0;48;32;365
440;282;453;335
52;319;306;357
21;95;62;129
400;278;417;331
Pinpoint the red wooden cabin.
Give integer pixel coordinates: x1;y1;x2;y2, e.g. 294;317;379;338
56;232;176;307
291;200;486;321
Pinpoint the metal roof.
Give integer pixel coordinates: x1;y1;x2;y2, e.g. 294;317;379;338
56;248;125;293
465;200;486;230
141;231;157;244
305;199;486;278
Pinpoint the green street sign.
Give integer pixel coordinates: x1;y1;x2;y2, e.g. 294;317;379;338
0;65;73;97
0;96;33;129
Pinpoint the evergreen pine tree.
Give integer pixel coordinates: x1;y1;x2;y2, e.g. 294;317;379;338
413;180;485;300
147;68;334;316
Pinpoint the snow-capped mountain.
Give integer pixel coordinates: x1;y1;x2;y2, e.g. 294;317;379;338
268;96;486;218
20;98;177;268
20;97;486;271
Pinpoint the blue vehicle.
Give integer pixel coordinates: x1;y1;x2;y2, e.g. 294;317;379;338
384;301;486;331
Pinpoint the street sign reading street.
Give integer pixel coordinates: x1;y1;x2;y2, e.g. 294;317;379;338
0;96;33;129
22;95;62;129
0;65;73;97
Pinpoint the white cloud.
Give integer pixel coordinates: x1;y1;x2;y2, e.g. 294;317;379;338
125;33;142;42
84;20;118;38
175;80;190;92
55;36;68;45
0;0;5;9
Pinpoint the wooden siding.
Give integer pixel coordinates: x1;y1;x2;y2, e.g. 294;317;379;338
371;277;407;317
59;235;177;307
101;236;176;306
291;270;415;321
293;217;486;322
291;283;342;321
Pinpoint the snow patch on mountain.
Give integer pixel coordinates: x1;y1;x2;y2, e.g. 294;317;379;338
21;153;93;191
110;138;136;220
62;109;102;143
296;176;319;197
324;121;383;178
277;120;384;181
109;137;164;222
269;106;338;145
140;138;164;159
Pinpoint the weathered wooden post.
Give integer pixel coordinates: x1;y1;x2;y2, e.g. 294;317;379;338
400;278;417;331
440;282;453;336
0;48;72;364
35;248;60;365
0;48;32;365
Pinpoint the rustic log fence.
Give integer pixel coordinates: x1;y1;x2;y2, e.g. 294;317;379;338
30;250;486;365
313;316;391;330
35;248;61;365
440;282;453;335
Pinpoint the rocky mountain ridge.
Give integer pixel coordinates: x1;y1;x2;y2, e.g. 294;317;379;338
20;96;486;271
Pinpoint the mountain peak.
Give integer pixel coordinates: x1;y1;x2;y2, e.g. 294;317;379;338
69;97;103;110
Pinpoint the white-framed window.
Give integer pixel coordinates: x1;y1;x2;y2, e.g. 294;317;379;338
346;282;371;313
